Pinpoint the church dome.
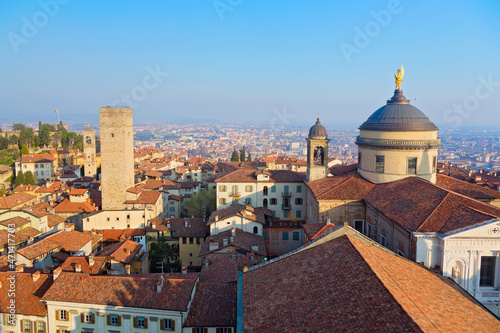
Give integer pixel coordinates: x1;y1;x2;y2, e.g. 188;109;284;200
359;90;438;131
309;118;328;139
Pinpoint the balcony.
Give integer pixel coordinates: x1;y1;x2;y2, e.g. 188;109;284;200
282;192;292;198
229;192;241;198
282;202;291;210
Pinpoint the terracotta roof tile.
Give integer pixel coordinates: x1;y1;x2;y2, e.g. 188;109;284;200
147;218;208;238
97;240;142;264
42;272;198;311
0;216;30;228
307;174;375;200
199;228;266;258
209;204;271;225
0;193;36;209
436;173;500;200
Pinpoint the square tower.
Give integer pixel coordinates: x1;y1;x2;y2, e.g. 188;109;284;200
100;107;134;210
82;125;97;179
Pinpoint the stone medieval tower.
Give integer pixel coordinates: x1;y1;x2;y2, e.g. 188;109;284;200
306;118;330;182
82;125;97;179
100;107;134;210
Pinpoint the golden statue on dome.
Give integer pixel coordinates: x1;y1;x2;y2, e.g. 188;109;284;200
394;65;404;90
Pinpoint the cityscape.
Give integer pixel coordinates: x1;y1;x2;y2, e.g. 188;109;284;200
1;1;500;333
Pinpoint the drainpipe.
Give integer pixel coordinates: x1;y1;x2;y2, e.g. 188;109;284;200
237;271;243;333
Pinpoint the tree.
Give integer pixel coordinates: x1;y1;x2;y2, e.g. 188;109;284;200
21;144;29;155
11;123;26;131
23;171;36;185
14;171;24;187
149;236;174;273
239;146;246;162
8;135;18;146
231;148;239;162
0;136;8;150
181;189;216;218
247;152;252;161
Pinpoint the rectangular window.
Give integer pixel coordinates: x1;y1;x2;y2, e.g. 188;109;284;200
24;320;30;331
231;185;238;194
182;237;187;244
41;171;44;175
60;310;67;321
354;220;363;233
271;210;276;217
408;157;417;175
219;198;226;205
271;186;276;193
295;198;303;205
111;315;118;326
381;235;387;248
38;321;45;332
245;185;253;192
375;156;384;173
35;164;39;168
270;198;277;205
358;152;362;168
296;185;302;193
480;256;496;287
283;232;289;240
245;198;252;205
296;210;302;218
293;231;299;241
284;185;289;195
85;312;92;323
137;317;145;328
163;319;174;330
170;207;175;212
284;210;290;218
189;237;194;244
366;223;372;238
263;231;268;240
219;185;226;192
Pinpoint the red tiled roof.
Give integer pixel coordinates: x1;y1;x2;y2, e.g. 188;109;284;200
47;213;66;227
209;204;271;225
365;177;500;233
19;154;55;163
68;188;87;195
199;228;266;258
329;163;358;176
242;234;500;332
0;272;53;316
42;272;198;311
54;200;96;213
97;240;142;264
214;169;305;183
0;193;36;209
168;194;181;201
147;218;208;238
125;190;161;205
436;174;500;200
13;185;38;193
60;256;108;274
0;216;30;228
47;230;96;252
302;223;338;241
307;174;375;200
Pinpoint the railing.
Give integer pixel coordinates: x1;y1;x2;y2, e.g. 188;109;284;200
281;203;291;210
282;192;292;198
355;136;442;148
229;192;241;197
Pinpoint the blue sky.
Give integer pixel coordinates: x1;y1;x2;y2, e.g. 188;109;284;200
1;0;499;128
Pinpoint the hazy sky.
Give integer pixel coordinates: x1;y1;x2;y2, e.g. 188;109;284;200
1;1;499;129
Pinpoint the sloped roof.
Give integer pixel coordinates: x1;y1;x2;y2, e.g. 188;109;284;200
365;177;500;233
0;272;53;316
0;193;36;209
199;228;266;258
436;173;500;200
214;169;305;183
242;234;500;332
54;200;96;213
97;240;142;264
42;272;198;311
307;174;375;201
146;218;208;238
209;204;271;225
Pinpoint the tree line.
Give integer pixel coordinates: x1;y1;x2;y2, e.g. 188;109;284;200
0;121;83;151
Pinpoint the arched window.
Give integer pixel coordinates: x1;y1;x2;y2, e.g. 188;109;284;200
263;198;268;208
253;226;258;234
263;186;268;196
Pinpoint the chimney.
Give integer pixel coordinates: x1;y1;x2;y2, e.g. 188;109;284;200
157;275;164;293
185;221;189;228
215;215;219;222
231;227;236;237
125;248;131;255
182;266;187;274
223;238;228;246
125;265;131;275
15;265;24;273
75;264;82;273
53;267;62;281
326;218;331;225
251;245;259;252
243;266;248;272
32;271;41;282
89;255;95;266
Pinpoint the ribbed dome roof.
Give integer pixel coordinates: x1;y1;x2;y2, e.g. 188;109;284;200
359;90;438;131
309;118;328;139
